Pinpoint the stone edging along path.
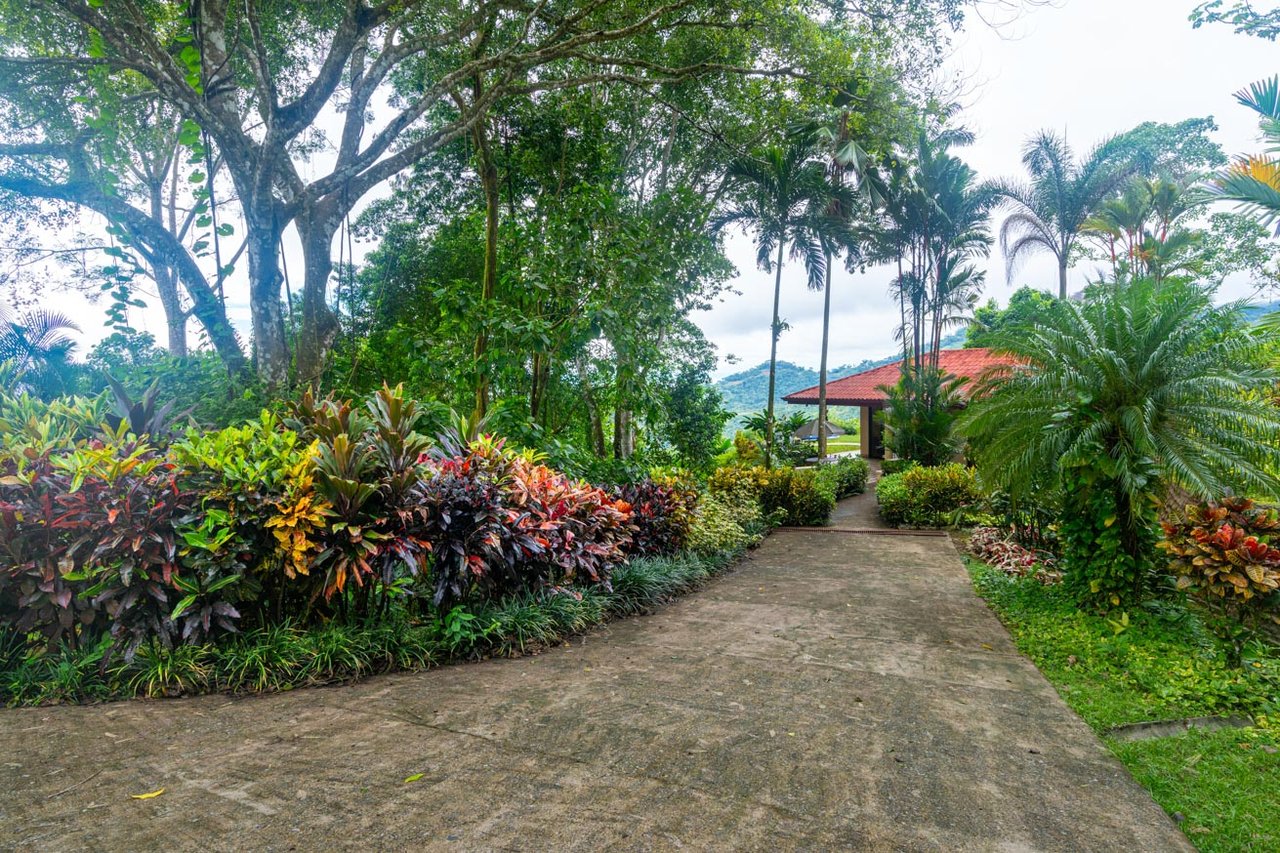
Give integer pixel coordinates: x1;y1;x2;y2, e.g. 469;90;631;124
0;497;1190;851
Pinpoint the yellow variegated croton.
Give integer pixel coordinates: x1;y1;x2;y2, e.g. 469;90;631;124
266;441;332;579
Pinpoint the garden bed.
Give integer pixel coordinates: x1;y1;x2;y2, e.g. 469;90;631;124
2;549;746;705
968;559;1280;852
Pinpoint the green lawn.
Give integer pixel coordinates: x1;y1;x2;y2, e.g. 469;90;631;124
967;560;1280;852
823;435;860;453
802;434;859;454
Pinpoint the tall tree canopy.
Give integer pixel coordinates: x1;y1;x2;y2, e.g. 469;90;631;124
0;0;972;386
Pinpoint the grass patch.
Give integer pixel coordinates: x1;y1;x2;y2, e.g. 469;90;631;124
822;435;860;453
1112;726;1280;852
1;548;743;706
968;558;1280;851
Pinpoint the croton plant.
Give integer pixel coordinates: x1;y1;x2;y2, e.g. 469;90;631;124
1160;497;1280;664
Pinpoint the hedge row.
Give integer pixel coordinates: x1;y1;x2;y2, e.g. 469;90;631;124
708;456;869;527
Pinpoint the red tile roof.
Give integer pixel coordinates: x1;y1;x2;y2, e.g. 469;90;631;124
783;348;1020;407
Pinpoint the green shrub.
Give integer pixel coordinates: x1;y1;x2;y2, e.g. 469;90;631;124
707;464;768;499
1059;468;1158;609
876;463;983;527
706;463;839;527
815;456;869;498
881;458;918;475
756;467;794;519
875;473;911;526
733;431;762;465
784;468;836;526
686;490;763;556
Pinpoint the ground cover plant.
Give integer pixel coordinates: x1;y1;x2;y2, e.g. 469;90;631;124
969;559;1280;852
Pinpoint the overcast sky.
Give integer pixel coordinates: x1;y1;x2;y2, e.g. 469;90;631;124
15;1;1280;381
698;0;1280;378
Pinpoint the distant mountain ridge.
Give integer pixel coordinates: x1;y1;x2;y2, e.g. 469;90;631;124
715;329;967;416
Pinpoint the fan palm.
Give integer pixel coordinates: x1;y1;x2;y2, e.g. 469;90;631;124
0;305;80;397
993;130;1135;299
714;137;832;466
962;279;1280;603
1208;76;1280;232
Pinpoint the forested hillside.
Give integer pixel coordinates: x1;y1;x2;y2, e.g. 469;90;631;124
715;330;968;416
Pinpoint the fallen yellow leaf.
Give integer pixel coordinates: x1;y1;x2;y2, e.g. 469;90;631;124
404;773;425;783
130;788;165;800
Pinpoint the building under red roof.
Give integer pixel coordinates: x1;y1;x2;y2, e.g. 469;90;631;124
782;348;1020;459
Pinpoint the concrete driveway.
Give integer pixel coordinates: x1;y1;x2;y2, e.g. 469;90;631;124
0;513;1188;851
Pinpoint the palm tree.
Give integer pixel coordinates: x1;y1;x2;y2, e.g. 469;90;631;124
714;137;831;467
879;128;994;370
861;127;994;468
993;130;1135;299
1208;76;1280;231
1081;178;1203;283
962;279;1280;605
804;99;886;459
0;304;80;397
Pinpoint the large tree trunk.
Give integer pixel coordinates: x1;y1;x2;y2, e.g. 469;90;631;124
245;216;290;386
817;250;833;461
153;264;188;357
613;406;634;460
530;352;543;420
613;351;635;460
294;204;342;388
764;240;785;468
146;181;187;356
1058;255;1069;300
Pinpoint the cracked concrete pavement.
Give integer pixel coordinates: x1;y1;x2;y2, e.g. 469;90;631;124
0;495;1189;851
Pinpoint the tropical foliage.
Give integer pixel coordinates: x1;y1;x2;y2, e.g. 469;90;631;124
992;130;1136;298
963;279;1280;605
878;364;964;466
1160;497;1280;665
876;463;984;528
1206;77;1280;230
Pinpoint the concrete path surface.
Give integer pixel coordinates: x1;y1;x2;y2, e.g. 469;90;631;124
0;503;1189;851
